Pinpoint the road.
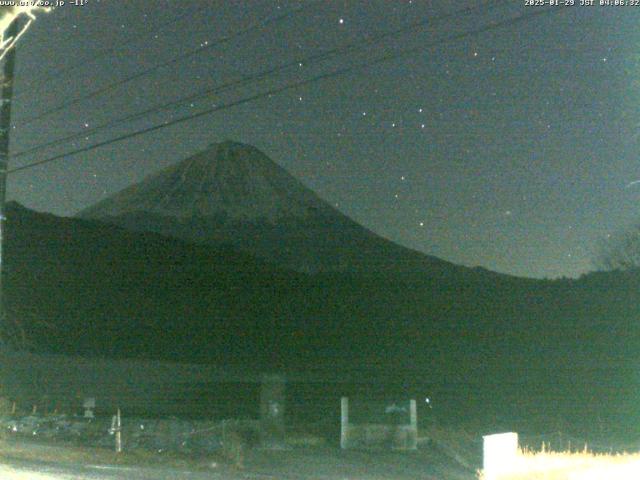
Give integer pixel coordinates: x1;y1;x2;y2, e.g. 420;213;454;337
0;460;260;480
0;438;476;479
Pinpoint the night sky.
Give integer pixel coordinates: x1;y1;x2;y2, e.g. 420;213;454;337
5;0;640;279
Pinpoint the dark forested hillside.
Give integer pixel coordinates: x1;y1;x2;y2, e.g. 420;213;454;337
5;201;640;431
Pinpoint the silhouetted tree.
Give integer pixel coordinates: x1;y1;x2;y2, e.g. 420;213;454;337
595;224;640;271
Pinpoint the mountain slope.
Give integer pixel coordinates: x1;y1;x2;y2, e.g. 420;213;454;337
4;201;300;363
79;141;477;276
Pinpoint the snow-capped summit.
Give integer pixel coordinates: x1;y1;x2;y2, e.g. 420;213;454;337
81;141;333;223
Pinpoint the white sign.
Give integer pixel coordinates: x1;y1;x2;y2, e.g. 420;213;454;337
483;432;519;479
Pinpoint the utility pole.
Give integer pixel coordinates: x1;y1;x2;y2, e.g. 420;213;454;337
0;18;21;333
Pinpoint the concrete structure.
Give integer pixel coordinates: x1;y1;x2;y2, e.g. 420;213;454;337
340;397;349;449
340;396;418;450
83;397;95;418
259;374;286;449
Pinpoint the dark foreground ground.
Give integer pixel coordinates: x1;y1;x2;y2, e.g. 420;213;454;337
3;428;638;480
0;435;479;480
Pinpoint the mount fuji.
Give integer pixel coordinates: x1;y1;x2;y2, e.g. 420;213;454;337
79;141;477;278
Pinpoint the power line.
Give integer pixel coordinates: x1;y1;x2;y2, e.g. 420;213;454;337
16;1;320;127
16;3;209;97
10;5;567;174
11;0;510;160
8;6;569;176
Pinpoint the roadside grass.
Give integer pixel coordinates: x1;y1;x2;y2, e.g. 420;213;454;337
477;447;640;480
